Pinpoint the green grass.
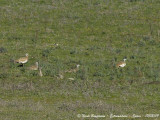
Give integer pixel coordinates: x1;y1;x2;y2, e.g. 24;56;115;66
0;0;160;119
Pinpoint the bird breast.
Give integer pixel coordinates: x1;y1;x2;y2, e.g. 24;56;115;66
119;63;126;67
20;59;28;63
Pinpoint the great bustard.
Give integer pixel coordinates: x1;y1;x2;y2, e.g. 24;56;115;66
116;59;127;68
28;62;39;70
65;64;80;73
39;67;43;77
56;72;64;79
15;53;29;66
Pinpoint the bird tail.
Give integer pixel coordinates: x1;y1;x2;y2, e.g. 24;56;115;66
14;59;19;63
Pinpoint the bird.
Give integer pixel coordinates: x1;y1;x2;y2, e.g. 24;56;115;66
28;62;39;70
56;73;64;79
68;78;74;80
116;59;127;68
15;53;29;66
65;64;80;73
53;43;59;46
39;67;43;77
55;71;64;79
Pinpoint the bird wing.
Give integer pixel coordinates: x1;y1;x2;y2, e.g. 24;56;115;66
116;61;125;67
65;69;73;73
29;65;38;70
15;57;27;63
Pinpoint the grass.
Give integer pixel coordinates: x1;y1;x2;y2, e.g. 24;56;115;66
0;0;160;119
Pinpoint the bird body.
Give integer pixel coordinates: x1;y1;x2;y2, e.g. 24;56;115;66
68;78;74;80
56;71;64;79
65;64;80;73
39;67;43;77
28;62;39;70
116;59;127;68
15;53;29;65
57;73;64;79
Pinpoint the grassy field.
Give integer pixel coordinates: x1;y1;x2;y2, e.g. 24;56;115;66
0;0;160;119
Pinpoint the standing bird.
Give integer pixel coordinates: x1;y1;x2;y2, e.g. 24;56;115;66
116;59;127;68
39;67;43;77
28;62;39;70
65;64;80;73
15;53;29;66
56;72;64;79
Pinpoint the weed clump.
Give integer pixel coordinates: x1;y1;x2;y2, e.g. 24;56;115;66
76;67;88;80
0;73;8;79
0;47;7;53
41;49;50;57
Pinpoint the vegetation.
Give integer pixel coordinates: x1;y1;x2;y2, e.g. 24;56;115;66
0;0;160;119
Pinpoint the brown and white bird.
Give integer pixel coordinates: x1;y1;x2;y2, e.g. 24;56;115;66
28;62;39;70
56;72;64;79
15;53;29;66
65;64;80;73
116;59;127;68
68;78;74;80
39;67;43;77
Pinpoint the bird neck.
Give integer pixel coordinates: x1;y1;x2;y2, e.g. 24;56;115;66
39;69;43;76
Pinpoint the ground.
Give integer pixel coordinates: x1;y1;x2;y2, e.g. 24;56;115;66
0;0;160;119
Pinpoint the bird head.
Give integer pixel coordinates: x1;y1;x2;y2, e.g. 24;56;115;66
76;64;80;68
123;58;127;62
25;53;29;57
36;62;39;66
